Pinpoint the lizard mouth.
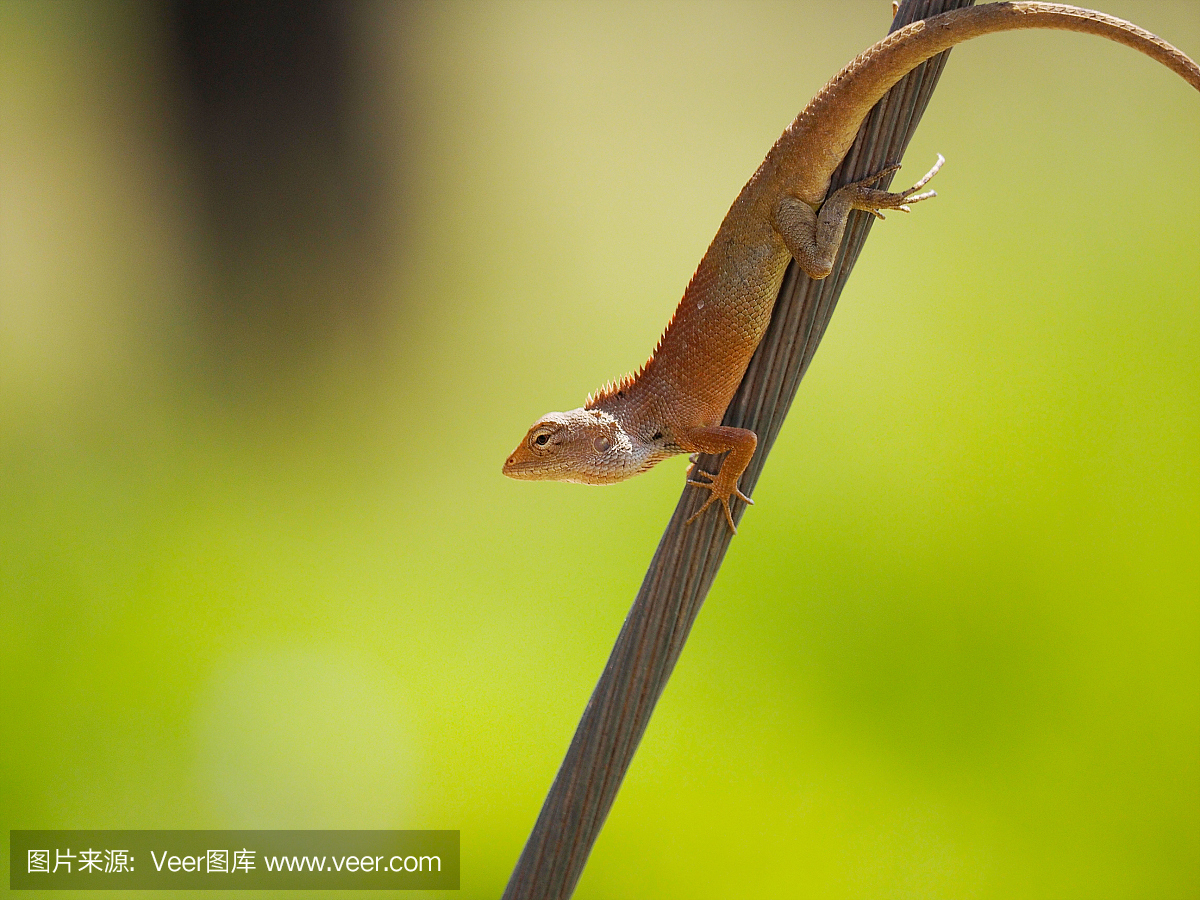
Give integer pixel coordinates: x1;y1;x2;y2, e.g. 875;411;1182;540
501;453;528;478
501;449;552;480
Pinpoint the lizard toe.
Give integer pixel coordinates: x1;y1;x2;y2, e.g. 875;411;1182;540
685;484;720;525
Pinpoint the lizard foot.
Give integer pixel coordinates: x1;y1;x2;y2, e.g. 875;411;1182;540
685;468;753;534
777;154;944;279
848;153;944;219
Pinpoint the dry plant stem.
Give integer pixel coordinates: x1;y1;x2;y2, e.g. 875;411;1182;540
501;2;974;898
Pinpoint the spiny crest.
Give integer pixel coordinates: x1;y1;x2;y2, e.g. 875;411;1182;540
585;370;639;407
584;303;680;407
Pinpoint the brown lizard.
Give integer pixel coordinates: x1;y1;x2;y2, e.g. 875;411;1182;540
503;2;1200;533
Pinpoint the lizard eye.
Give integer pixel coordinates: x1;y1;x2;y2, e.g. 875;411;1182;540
530;428;554;450
593;436;612;453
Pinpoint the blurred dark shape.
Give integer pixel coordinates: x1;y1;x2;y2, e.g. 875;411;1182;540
165;0;394;364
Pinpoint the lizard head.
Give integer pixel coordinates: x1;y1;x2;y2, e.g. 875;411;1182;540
503;407;663;485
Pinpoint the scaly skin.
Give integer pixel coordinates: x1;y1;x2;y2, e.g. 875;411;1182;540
504;2;1200;533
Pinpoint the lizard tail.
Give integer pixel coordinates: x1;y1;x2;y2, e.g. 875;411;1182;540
779;2;1200;204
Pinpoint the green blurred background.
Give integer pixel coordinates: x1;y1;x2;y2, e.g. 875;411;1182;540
2;1;1197;897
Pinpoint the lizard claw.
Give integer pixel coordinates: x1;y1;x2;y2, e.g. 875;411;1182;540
685;471;752;533
686;487;737;533
908;154;944;193
847;153;943;217
863;161;903;185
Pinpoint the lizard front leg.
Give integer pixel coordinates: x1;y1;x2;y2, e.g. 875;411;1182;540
681;425;757;533
774;154;943;279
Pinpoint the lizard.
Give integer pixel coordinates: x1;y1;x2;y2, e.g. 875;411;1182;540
502;2;1200;534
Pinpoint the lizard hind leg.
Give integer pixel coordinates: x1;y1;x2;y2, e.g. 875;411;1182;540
774;153;944;280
